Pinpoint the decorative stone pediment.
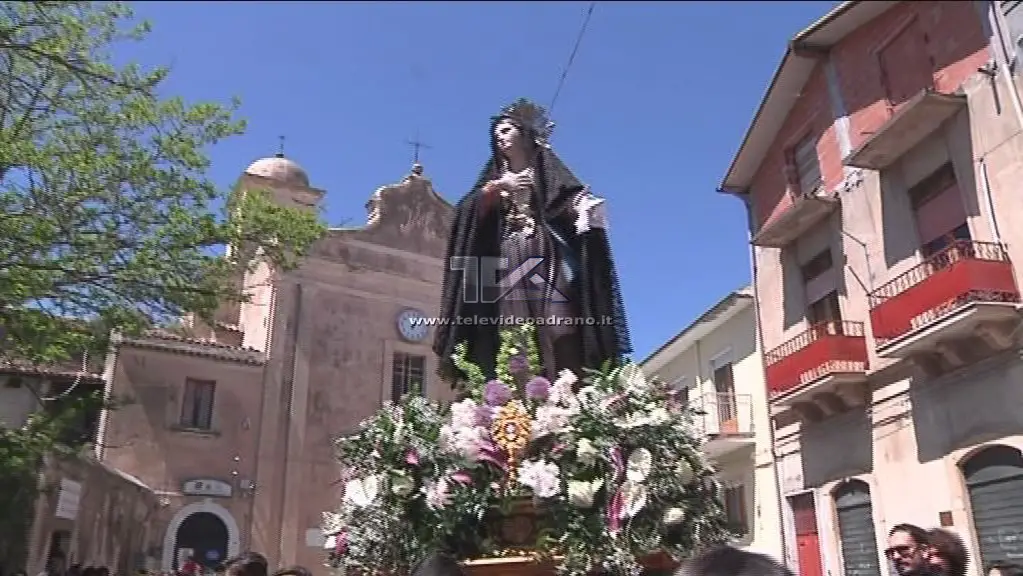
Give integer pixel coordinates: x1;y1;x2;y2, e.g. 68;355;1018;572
355;173;453;258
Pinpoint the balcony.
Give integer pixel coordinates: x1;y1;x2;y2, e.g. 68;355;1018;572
868;241;1020;370
752;190;839;248
764;321;869;421
688;392;755;458
844;90;966;171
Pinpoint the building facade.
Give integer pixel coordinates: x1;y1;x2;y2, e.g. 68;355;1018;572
97;158;456;574
641;287;784;561
0;369;163;576
719;2;1023;576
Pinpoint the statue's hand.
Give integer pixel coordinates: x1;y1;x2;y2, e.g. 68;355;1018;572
573;189;608;234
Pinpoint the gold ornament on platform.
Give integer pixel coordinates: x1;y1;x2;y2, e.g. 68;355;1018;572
491;400;532;483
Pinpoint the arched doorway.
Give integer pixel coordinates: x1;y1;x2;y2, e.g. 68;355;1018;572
963;444;1023;566
833;480;881;576
174;511;229;570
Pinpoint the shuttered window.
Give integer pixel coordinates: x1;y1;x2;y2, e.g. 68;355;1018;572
964;445;1023;566
787;135;822;196
834;481;881;576
392;352;426;401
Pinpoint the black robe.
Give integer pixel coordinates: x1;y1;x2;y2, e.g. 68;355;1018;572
433;143;632;383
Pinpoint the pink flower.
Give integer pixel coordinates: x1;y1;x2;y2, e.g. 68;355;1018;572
526;377;552;400
607;488;623;534
405;449;420;466
335;531;348;555
450;470;473;485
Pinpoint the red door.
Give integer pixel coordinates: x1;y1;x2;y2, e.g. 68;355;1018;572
790;493;824;576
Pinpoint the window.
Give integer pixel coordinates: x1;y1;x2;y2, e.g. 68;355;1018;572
786;135;822;196
723;485;749;535
669;376;691;405
392;353;426;401
801;249;833;283
180;378;216;430
908;163;970;256
1004;1;1023;66
808;291;843;336
802;249;842;332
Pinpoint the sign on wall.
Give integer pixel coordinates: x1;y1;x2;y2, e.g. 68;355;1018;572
181;478;233;498
55;479;82;520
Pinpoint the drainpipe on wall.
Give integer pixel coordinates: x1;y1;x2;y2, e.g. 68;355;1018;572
740;193;790;565
978;158;1004;245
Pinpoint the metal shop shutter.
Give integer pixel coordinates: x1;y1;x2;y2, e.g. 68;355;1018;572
964;445;1023;566
834;480;881;576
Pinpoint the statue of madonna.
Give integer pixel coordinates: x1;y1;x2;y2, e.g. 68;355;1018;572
434;98;631;383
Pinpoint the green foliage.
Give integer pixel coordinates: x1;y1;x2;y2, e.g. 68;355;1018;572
0;1;326;366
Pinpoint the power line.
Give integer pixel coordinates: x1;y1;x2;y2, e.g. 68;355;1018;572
548;2;597;116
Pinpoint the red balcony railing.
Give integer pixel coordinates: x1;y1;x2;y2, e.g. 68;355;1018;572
867;240;1020;345
764;321;868;398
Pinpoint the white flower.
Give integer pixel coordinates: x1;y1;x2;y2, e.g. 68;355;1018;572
575;438;598;467
648;407;671;426
450;398;479;430
663;507;686;525
532;405;573;439
618;363;649;393
390;473;414;497
576;386;600;407
567;479;603;508
423;477;452;510
626;447;653;482
344;475;380;508
618;480;648;518
518;459;562;498
451;426;487;461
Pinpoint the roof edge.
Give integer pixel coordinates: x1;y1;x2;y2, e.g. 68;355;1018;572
640;288;754;374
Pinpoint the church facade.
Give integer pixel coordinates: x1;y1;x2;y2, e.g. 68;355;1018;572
96;156;456;572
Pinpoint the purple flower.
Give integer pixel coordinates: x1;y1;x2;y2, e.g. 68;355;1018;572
484;380;513;406
475;405;494;427
525;376;551;400
508;354;530;374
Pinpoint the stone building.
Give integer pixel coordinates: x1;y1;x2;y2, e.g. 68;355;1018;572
96;156;455;573
718;2;1023;576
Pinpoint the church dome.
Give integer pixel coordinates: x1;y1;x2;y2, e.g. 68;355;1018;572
244;154;310;187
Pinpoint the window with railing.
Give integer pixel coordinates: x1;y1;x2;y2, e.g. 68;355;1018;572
713;363;738;431
802;248;843;335
392;352;426;401
909;163;971;259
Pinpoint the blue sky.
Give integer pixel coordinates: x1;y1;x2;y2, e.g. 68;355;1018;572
125;0;836;358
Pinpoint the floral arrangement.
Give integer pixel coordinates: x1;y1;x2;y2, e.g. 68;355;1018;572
325;324;732;576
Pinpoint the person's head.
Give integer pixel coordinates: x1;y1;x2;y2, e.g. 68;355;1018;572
988;562;1023;576
410;553;467;576
926;528;968;576
219;553;268;576
675;545;792;576
887;524;932;576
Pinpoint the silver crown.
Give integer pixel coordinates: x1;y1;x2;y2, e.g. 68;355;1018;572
493;98;556;147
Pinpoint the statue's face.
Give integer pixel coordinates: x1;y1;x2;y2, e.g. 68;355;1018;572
493;119;525;155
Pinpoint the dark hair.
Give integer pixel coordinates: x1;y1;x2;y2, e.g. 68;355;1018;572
927;529;968;576
987;562;1023;576
219;553;268;576
410;553;467;576
676;545;793;576
889;523;931;546
271;568;312;576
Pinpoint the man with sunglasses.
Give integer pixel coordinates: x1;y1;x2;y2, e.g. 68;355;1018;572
887;524;938;576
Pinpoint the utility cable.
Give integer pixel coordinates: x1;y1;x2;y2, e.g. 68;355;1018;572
548;2;597;116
